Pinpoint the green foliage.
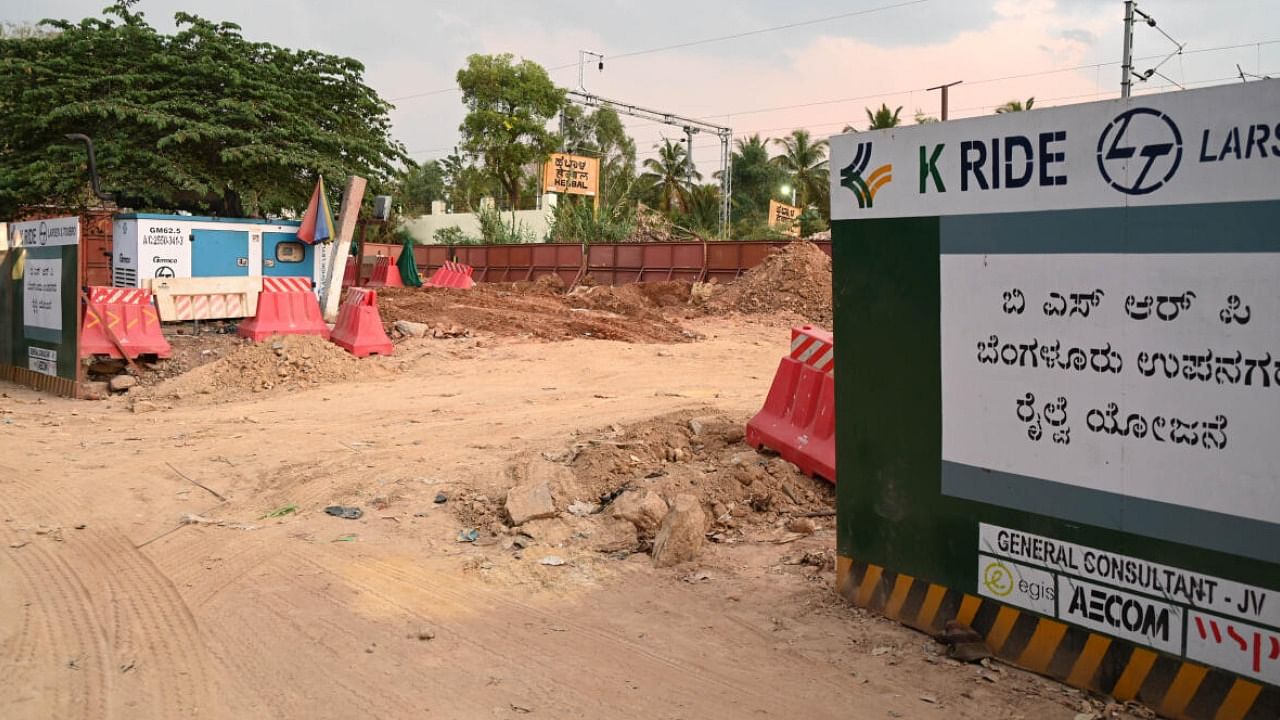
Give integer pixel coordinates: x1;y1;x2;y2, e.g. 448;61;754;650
440;153;499;212
0;2;407;218
561;105;637;209
797;207;828;237
432;225;477;245
995;97;1035;114
771;129;828;215
730;134;786;233
398;160;445;216
914;109;940;124
546;195;635;245
456;53;565;210
476;205;536;245
671;183;721;239
639;139;699;213
865;103;904;130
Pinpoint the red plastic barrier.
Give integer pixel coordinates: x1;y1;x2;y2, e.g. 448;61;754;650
745;325;836;483
329;287;393;357
424;261;476;289
365;255;404;288
80;287;172;359
342;256;357;289
237;277;330;342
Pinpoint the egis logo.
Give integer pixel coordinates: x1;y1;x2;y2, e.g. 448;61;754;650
840;142;893;208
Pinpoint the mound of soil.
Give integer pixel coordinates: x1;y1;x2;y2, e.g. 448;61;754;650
710;242;832;325
138;334;391;401
564;408;833;518
376;284;692;344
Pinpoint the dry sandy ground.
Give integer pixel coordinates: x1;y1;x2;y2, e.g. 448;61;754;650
1;317;1115;719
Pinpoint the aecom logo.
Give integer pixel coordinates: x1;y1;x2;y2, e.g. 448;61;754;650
840;142;893;208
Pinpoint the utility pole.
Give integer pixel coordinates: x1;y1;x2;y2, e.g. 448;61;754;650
926;80;963;121
1121;1;1136;98
566;89;732;238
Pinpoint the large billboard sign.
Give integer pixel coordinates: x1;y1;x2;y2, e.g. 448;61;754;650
830;80;1280;718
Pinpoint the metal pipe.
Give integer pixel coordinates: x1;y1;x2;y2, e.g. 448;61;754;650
64;133;114;202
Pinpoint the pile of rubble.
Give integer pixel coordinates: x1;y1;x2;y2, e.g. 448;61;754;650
451;410;835;567
708;241;833;324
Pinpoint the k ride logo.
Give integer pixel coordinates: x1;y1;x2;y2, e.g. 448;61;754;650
840;142;893;208
1096;107;1183;195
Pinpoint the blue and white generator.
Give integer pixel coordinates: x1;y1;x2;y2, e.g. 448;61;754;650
111;214;332;289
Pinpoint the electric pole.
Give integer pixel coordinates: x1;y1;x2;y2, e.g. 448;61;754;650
1121;1;1136;98
926;80;963;121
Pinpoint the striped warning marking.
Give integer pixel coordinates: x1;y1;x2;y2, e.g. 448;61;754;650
89;286;151;305
171;293;247;321
262;276;313;293
837;556;1279;720
789;326;834;373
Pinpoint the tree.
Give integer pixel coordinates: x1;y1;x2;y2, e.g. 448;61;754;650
0;2;407;218
640;139;699;213
865;103;904;130
440;152;498;212
398;160;445;216
771;129;828;210
675;183;721;238
456;53;565;210
729;134;785;232
561;104;637;209
914;109;940;124
995;97;1035;113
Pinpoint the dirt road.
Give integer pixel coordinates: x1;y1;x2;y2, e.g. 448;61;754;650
1;316;1112;719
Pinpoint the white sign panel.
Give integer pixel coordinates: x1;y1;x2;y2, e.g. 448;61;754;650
1186;610;1280;686
139;221;190;279
1059;576;1184;655
977;554;1056;616
8;217;80;248
943;253;1280;526
830;80;1280;220
22;258;62;331
27;347;56;376
980;524;1280;629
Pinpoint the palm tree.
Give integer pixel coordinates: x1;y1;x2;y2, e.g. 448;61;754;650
995;97;1035;114
771;129;828;210
865;103;903;130
640;139;700;213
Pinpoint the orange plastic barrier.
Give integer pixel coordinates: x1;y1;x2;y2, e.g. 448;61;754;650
80;287;172;359
364;255;404;288
424;261;475;289
745;325;836;484
329;287;393;357
237;277;330;342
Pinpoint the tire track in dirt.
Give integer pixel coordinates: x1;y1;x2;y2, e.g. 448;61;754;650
0;475;215;718
0;493;111;720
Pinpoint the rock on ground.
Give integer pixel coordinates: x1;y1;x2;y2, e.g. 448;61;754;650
393;320;429;338
610;490;668;535
109;374;138;392
505;479;557;526
651;494;706;568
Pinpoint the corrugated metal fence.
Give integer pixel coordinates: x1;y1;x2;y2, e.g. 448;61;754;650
353;240;832;287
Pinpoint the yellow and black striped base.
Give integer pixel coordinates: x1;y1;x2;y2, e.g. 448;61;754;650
1;365;79;398
838;557;1279;720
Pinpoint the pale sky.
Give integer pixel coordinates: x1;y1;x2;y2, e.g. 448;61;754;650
6;1;1278;171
